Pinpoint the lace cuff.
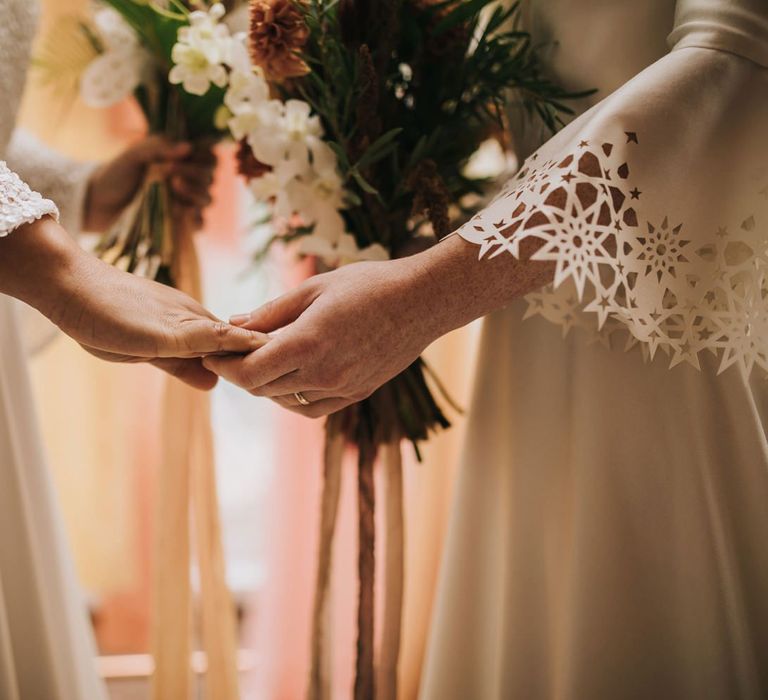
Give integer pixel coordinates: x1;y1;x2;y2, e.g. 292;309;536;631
6;130;96;236
458;48;768;377
0;161;59;238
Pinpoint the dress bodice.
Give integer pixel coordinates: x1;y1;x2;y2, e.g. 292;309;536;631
524;0;768;99
0;0;39;156
0;0;96;241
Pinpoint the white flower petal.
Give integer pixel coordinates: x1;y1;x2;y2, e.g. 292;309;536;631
81;50;142;107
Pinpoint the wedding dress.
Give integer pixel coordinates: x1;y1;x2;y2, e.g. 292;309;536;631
422;0;768;698
0;1;106;698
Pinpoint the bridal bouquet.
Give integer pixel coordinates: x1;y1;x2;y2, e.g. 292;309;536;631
237;0;583;452
39;6;272;699
42;0;262;284
231;0;584;697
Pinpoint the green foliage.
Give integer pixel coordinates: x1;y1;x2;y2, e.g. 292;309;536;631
287;0;590;254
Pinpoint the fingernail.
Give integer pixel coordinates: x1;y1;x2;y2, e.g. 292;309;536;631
201;356;213;370
229;313;251;326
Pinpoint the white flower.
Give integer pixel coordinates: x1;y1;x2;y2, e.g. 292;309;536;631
80;9;150;108
93;7;139;49
225;68;270;113
290;168;346;220
231;99;283;148
248;100;324;171
239;94;381;267
170;44;228;96
225;33;254;74
169;3;232;96
249;160;298;219
224;69;277;139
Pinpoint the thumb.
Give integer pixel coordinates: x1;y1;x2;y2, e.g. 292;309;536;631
229;284;318;333
128;135;192;166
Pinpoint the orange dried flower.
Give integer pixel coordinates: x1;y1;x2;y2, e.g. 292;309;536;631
250;0;310;80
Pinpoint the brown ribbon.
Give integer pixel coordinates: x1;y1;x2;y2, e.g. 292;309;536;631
308;436;405;700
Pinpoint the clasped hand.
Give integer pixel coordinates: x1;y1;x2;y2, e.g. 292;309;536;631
203;258;447;417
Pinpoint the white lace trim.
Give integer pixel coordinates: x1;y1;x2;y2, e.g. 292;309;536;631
0;161;59;238
459;131;768;377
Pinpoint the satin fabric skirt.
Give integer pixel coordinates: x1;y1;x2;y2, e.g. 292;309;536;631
421;302;768;699
0;296;105;700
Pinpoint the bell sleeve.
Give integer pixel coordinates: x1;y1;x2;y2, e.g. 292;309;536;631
458;3;768;377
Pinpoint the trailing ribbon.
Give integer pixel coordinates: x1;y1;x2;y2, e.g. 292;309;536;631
151;210;240;700
308;425;345;700
378;443;404;700
308;435;405;700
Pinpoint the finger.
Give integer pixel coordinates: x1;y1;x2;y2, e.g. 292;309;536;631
170;179;213;209
185;147;218;167
170;176;213;200
272;395;351;419
202;338;298;390
130;135;192;165
170;162;216;186
229;284;318;333
248;373;324;398
171;321;270;358
274;390;338;405
152;357;219;391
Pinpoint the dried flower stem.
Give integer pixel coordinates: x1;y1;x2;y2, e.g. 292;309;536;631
355;441;377;700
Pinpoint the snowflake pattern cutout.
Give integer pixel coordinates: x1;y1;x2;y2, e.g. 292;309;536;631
459;132;768;378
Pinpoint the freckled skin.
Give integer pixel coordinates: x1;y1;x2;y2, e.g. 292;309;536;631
205;233;555;416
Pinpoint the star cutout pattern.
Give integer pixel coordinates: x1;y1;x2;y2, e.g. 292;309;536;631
458;130;768;377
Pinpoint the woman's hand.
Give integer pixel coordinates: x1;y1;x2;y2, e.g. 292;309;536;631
202;256;449;417
0;218;266;390
203;233;556;414
84;135;217;233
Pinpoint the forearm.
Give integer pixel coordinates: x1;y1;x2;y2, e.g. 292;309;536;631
0;217;86;314
401;233;555;337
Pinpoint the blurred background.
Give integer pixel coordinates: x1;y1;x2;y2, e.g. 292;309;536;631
20;0;481;697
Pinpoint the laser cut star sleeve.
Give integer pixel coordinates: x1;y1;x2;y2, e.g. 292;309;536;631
459;36;768;376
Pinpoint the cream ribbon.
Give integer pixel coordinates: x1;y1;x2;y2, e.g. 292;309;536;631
151;213;240;700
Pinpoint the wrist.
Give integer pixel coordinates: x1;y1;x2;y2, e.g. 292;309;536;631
0;217;89;314
400;230;557;335
397;234;484;338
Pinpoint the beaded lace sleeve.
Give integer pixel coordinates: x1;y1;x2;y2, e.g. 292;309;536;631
0;160;59;238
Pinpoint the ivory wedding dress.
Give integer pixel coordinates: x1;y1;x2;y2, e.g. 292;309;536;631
423;0;768;698
0;1;106;698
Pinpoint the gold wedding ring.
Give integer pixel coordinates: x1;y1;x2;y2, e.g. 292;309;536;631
295;391;311;406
